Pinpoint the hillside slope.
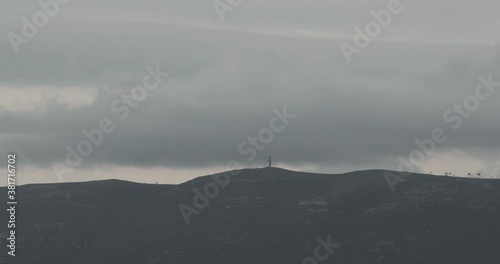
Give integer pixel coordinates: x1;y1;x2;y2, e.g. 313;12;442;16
1;168;499;264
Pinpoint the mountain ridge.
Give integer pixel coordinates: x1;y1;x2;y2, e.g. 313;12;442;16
4;167;490;189
1;168;499;264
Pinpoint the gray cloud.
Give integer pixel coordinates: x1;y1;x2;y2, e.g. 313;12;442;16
0;0;499;184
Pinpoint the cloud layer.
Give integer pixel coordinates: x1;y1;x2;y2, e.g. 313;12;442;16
1;0;499;184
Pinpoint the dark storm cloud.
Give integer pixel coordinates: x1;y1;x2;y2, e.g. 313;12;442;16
0;0;499;183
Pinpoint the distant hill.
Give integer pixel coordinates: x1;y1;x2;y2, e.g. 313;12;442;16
1;168;499;264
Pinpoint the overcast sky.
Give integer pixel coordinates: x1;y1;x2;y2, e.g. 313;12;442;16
1;0;499;185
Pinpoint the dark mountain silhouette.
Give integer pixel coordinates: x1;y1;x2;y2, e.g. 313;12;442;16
1;168;499;264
